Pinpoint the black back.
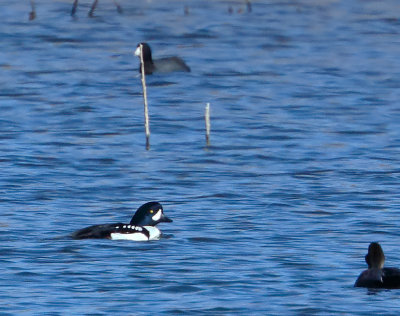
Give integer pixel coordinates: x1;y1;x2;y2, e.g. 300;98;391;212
72;223;124;239
382;268;400;289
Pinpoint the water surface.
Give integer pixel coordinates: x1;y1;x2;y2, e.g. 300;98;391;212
1;0;400;314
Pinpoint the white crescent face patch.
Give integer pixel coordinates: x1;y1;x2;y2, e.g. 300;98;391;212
152;209;162;221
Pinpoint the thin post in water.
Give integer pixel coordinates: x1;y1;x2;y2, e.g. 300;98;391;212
88;0;99;17
29;0;36;20
112;0;123;14
139;44;150;150
205;103;211;146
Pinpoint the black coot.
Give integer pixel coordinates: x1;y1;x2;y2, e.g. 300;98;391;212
134;42;190;75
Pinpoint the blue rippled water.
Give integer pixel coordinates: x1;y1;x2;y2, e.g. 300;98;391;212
1;0;400;314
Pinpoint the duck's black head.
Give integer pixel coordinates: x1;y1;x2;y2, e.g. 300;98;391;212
130;201;172;226
134;42;153;63
365;242;385;269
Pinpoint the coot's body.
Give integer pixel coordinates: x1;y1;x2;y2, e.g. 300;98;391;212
135;43;190;75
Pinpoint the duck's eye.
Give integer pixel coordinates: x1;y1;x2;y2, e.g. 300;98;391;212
150;209;154;213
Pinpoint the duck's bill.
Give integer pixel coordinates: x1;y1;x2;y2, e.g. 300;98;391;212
160;214;173;223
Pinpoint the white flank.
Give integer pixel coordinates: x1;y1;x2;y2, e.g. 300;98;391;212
152;209;162;221
134;46;141;56
110;227;161;241
111;232;149;241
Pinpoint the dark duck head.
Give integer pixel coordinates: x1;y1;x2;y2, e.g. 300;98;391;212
365;242;385;269
129;201;172;226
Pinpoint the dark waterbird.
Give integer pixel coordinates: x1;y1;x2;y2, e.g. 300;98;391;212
355;242;400;289
72;202;172;241
134;43;191;75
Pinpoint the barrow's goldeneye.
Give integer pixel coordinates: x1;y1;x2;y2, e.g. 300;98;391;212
72;201;172;241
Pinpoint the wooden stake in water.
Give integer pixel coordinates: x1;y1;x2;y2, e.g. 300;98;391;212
88;0;99;17
29;0;36;20
205;103;211;146
139;44;150;150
